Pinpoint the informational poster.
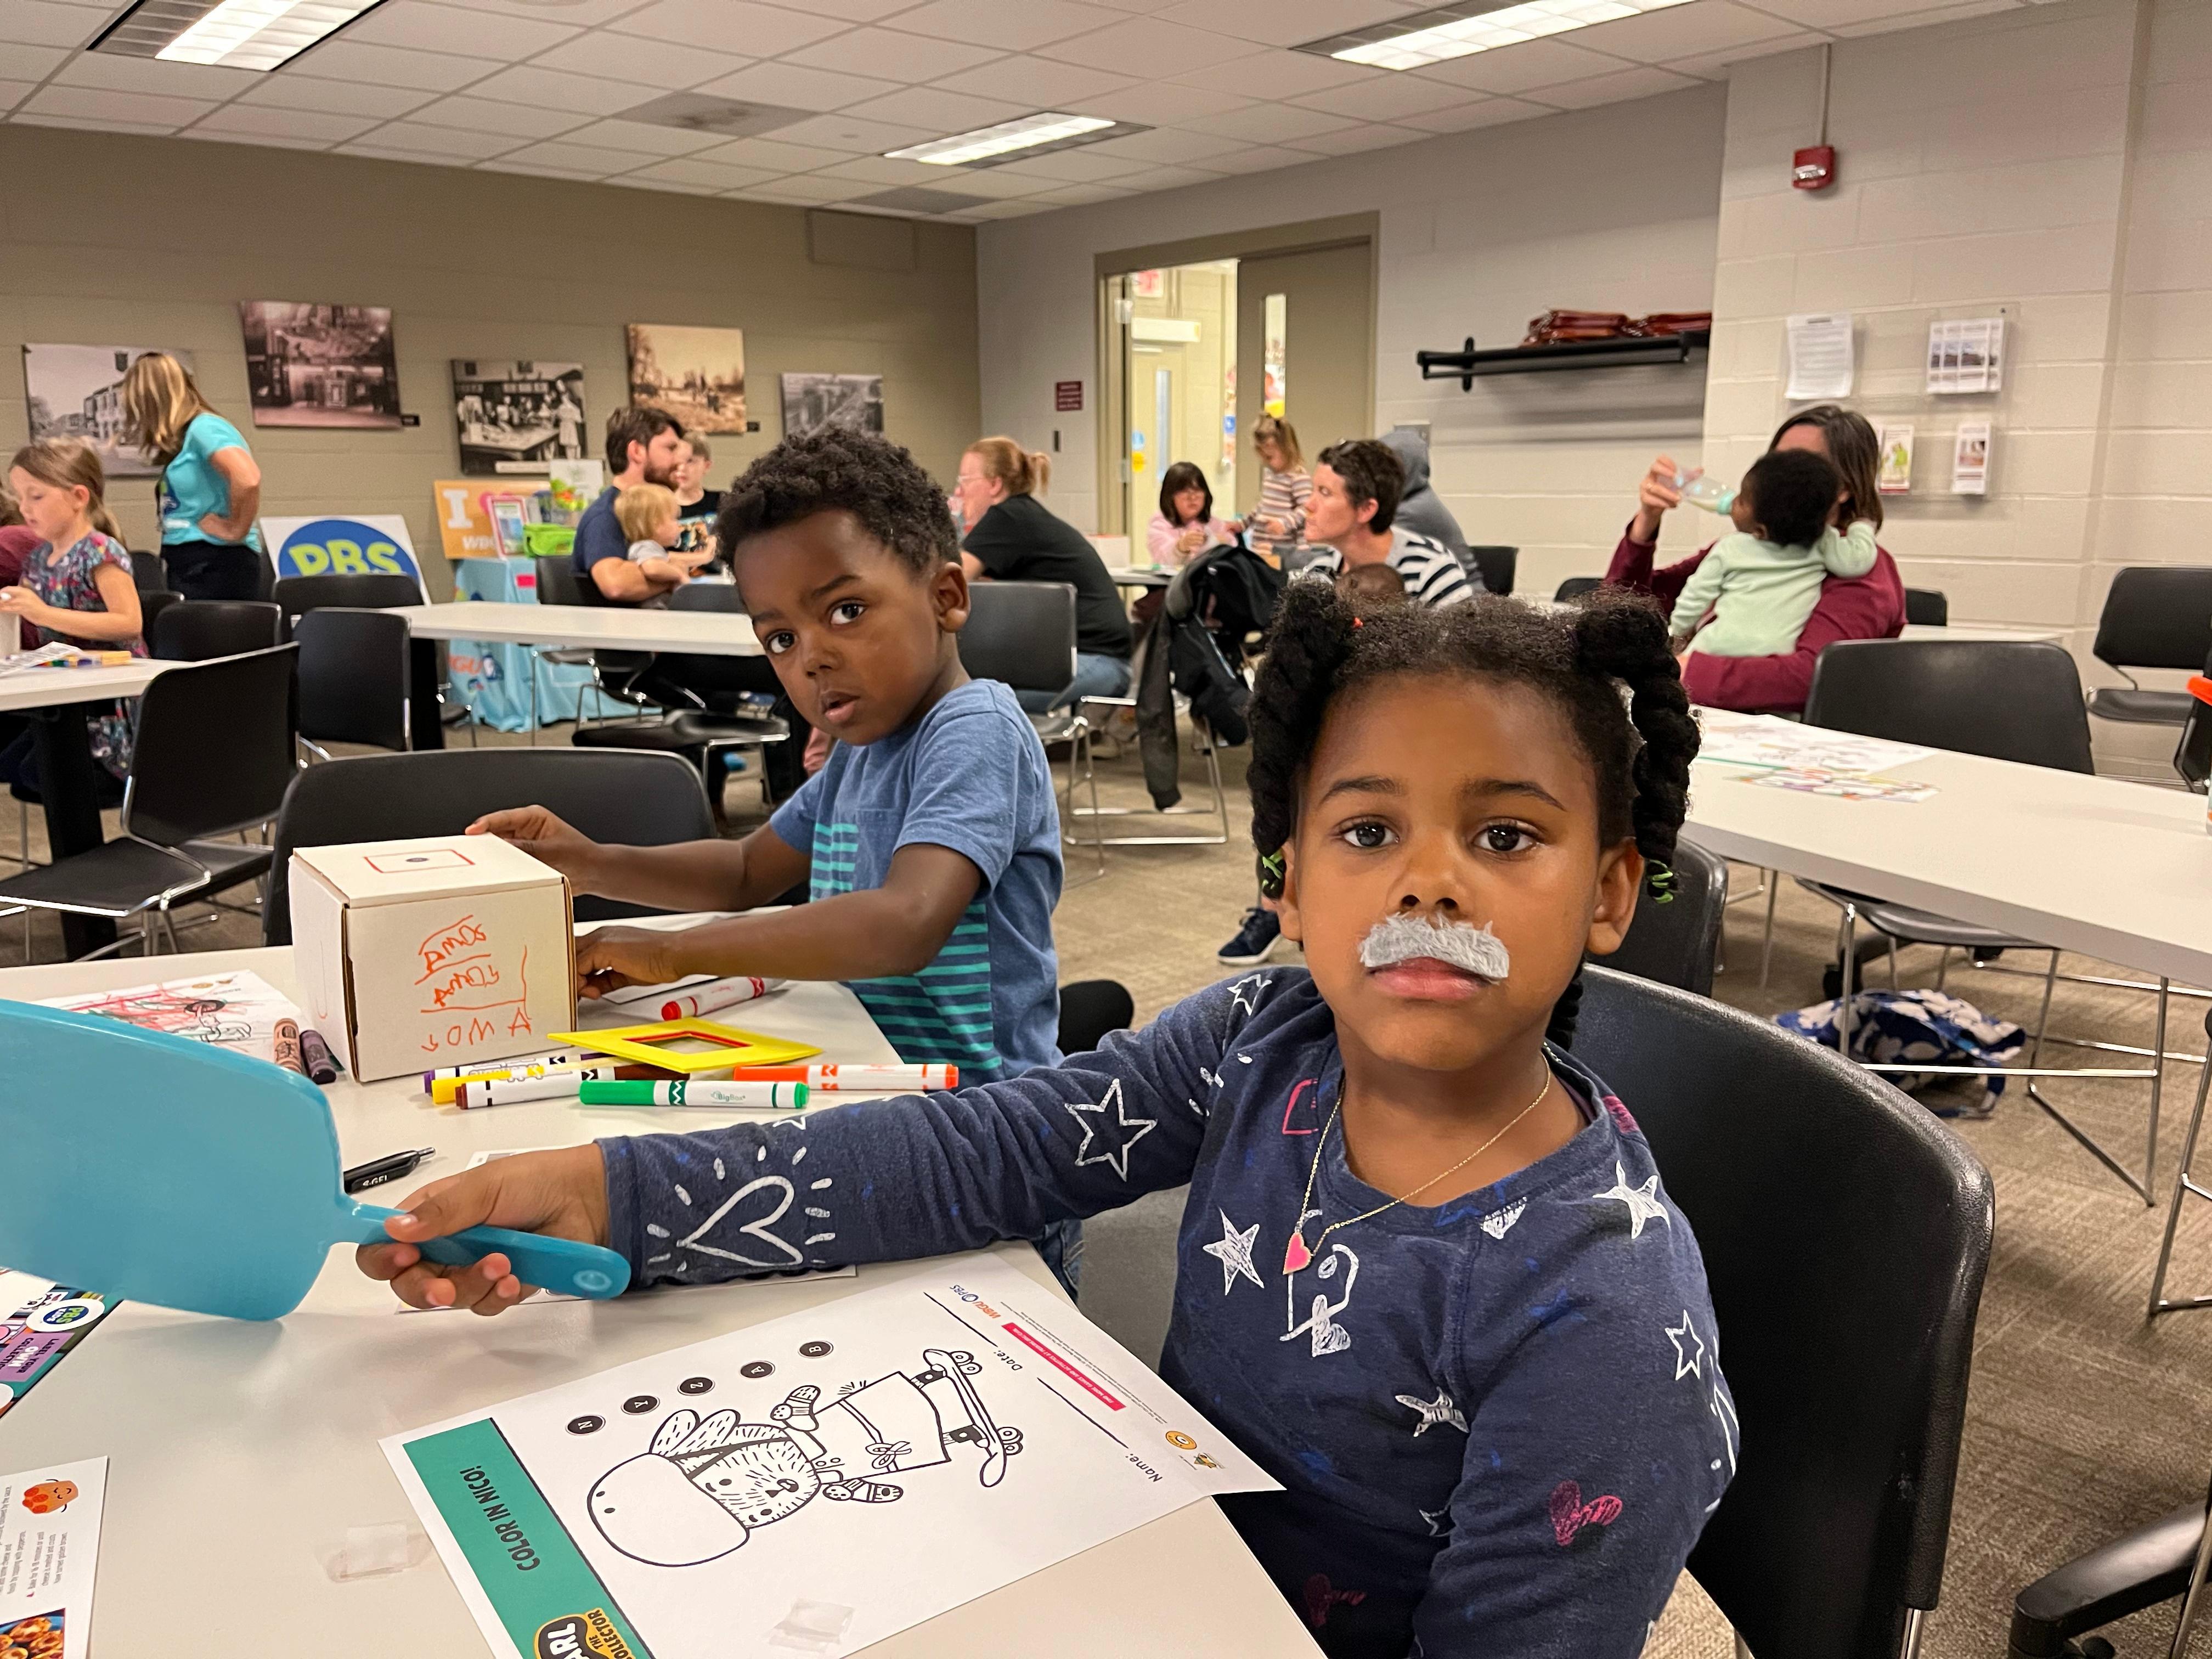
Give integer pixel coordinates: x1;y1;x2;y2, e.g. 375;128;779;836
0;1272;115;1421
1784;312;1854;400
453;360;585;476
1952;421;1991;495
0;1455;106;1659
434;481;545;562
1876;423;1915;494
386;1256;1274;1659
1926;318;2004;394
261;513;428;594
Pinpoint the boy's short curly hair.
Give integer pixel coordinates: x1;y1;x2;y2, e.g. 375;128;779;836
715;428;960;574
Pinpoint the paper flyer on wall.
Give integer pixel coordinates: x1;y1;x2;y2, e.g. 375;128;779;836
0;1455;106;1659
1784;312;1854;400
384;1256;1276;1659
0;1271;117;1420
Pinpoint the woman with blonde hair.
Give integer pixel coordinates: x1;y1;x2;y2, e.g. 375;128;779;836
1249;414;1312;569
121;351;264;600
952;436;1132;712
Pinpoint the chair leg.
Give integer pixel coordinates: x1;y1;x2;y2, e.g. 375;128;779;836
1899;1607;1926;1659
1082;725;1106;874
2028;950;2061;1067
1888;936;1900;991
2149;1041;2212;1316
1759;875;1779;988
2149;978;2171;1204
1835;901;1859;1055
1935;946;1949;992
1735;1634;1753;1659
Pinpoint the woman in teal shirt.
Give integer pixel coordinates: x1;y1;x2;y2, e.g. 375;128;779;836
121;352;264;600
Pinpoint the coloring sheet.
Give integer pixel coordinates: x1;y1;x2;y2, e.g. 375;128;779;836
0;1455;106;1659
37;969;302;1065
0;1272;116;1421
1693;708;1933;776
1746;768;1939;803
386;1256;1276;1659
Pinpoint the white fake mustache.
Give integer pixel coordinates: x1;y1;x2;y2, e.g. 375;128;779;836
1358;913;1511;982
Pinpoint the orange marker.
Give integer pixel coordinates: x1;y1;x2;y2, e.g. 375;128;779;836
723;1064;957;1091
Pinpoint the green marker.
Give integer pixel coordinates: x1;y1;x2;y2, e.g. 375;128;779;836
579;1080;808;1110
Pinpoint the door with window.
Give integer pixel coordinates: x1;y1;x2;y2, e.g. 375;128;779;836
1233;242;1374;518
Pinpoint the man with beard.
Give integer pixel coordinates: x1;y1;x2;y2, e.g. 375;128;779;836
573;407;691;605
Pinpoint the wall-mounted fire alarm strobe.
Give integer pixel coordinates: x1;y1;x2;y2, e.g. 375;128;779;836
1793;143;1836;191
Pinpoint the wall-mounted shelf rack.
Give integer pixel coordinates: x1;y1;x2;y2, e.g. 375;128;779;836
1415;330;1712;390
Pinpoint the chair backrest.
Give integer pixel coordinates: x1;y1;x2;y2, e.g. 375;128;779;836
1598;834;1727;996
138;589;182;642
1573;966;1991;1659
295;609;411;752
1903;588;1948;627
534;554;588;607
960;582;1077;695
1058;979;1135;1057
128;549;167;593
1467;545;1516;596
271;573;421;627
1805;639;2094;774
1554;575;1603;603
123;644;300;847
264;748;716;944
153;599;285;663
669;583;746;614
2092;567;2212;673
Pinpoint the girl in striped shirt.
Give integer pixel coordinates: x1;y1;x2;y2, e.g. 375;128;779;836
1251;414;1314;569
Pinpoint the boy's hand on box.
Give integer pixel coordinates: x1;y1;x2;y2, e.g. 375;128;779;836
358;1146;611;1315
469;805;597;883
575;924;682;999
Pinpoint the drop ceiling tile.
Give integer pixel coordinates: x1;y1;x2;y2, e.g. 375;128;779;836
690;60;904;113
0;78;31;108
1278;120;1428;154
291;39;504;92
611;174;721;195
1663;30;1822;75
990;146;1148;180
557;116;730;155
437;0;651;22
1070;78;1255;124
0;0;106;48
22;84;216;126
527;31;750;89
1828;0;2019;32
238;75;437;117
498;137;665;172
1037;16;1270;75
1394;93;1551;131
838;86;1029;133
1199;141;1332;173
189;103;383;143
1030;180;1138;204
351;119;524;158
1294;72;1475;120
1154;0;1419;47
475;157;607;179
1083;123;1251;161
1570;0;1803;61
770;110;939;151
1110;161;1228;188
348;0;582;57
1410;37;1630;94
1175;100;1357;143
0;43;61;78
467;63;664;114
184;129;342;151
885;0;1122;50
929;57;1134;108
691;135;856;171
735;175;877;201
928;165;1057;197
815;153;966;184
408;94;595;138
1536;64;1703;104
787;26;1003;82
953;199;1049;217
1749;0;1965;26
619;154;782;187
610;0;847;57
53;53;263;99
12;109;190;135
805;0;923;17
1164;46;1383;96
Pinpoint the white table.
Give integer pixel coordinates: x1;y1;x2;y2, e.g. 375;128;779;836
393;601;762;657
1101;565;1172;590
0;934;1312;1658
1899;624;2063;644
0;658;174;713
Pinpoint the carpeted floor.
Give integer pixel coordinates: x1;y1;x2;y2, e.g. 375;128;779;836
12;726;2212;1656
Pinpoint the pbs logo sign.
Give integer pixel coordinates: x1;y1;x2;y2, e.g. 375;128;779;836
271;516;424;585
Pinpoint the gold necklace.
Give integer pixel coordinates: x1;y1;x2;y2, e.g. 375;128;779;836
1282;1064;1553;1276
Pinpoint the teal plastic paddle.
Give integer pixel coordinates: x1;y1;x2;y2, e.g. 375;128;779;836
0;999;629;1320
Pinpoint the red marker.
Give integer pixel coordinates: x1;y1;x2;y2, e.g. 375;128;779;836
721;1064;957;1091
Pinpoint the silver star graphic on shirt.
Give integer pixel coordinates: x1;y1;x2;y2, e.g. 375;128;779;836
1420;1505;1452;1537
1591;1159;1671;1239
1666;1309;1706;1380
1228;974;1267;1016
1201;1210;1265;1295
1394;1389;1468;1437
1063;1077;1156;1182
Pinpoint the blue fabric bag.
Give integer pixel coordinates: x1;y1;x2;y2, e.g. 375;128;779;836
1777;988;2026;1113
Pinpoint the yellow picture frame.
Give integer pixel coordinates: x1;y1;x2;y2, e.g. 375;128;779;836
549;1018;821;1074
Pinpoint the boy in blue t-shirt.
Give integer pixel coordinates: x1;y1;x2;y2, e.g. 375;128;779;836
468;428;1063;1088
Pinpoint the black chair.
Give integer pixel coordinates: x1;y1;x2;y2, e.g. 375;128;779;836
138;590;181;642
1555;575;1604;603
153;600;284;662
2087;567;2212;727
1573;965;1992;1659
1467;545;1516;596
0;646;298;958
668;583;745;615
1904;588;1948;627
272;573;421;629
128;549;167;593
1600;834;1727;996
295;610;411;758
264;748;715;945
1058;979;1134;1057
959;581;1080;709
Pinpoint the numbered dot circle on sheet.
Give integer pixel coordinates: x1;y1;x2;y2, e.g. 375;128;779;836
740;1361;775;1380
681;1375;716;1395
799;1341;833;1359
623;1395;658;1415
568;1415;603;1435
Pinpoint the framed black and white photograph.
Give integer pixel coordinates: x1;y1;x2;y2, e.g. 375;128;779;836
238;300;401;428
780;373;884;441
451;359;586;476
626;323;746;433
21;343;195;477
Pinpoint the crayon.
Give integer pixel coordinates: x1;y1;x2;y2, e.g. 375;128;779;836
658;976;786;1020
272;1018;308;1079
719;1064;957;1091
298;1028;342;1084
580;1080;807;1110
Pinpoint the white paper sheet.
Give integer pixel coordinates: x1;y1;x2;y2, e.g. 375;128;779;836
385;1257;1276;1659
1785;312;1855;399
1695;708;1934;775
38;969;302;1066
0;1455;106;1659
1952;421;1991;495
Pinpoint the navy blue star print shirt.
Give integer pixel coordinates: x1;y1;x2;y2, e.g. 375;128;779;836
600;967;1733;1657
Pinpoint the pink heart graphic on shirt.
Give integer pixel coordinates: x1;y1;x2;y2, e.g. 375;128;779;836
1303;1573;1367;1629
1548;1480;1623;1546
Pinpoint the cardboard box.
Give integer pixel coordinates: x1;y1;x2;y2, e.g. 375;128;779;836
290;833;576;1084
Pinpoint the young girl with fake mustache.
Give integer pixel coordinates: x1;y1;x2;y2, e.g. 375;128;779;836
359;584;1728;1659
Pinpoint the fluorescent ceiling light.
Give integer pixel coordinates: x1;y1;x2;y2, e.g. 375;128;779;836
1298;0;1691;69
92;0;384;72
887;112;1117;167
